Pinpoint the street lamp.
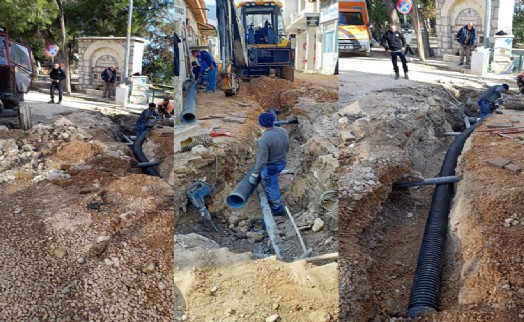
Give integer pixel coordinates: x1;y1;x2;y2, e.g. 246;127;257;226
123;0;133;85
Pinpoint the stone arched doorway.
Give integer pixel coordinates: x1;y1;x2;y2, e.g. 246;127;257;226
454;8;482;34
92;55;120;90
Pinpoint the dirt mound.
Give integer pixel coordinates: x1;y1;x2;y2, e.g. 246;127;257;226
175;239;338;322
54;141;102;163
246;76;339;110
0;110;174;320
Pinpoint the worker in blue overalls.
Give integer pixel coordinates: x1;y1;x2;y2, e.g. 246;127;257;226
191;50;218;93
136;103;159;138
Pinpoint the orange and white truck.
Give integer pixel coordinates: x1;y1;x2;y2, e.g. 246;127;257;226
338;0;371;56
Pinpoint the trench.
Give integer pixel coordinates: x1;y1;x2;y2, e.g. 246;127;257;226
338;84;488;321
174;78;339;263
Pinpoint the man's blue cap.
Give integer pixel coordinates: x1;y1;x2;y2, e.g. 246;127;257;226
258;112;275;127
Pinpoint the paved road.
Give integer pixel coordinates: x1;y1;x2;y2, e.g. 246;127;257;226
339;50;515;105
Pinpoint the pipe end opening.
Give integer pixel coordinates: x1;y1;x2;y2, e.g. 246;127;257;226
182;114;196;124
226;194;246;209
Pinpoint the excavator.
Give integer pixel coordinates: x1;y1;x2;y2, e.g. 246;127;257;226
215;0;295;96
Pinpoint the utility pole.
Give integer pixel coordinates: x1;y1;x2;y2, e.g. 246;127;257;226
173;0;185;125
123;0;133;85
411;0;425;61
484;0;492;48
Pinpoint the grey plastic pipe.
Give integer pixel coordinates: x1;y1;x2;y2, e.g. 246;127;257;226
393;176;460;188
226;167;261;208
182;81;197;124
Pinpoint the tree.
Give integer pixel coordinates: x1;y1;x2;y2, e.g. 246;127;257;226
56;0;71;94
515;0;524;44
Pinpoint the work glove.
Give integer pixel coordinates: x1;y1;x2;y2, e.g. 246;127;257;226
498;98;504;105
248;173;258;185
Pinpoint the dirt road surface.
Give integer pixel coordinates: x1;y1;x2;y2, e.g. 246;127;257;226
338;52;523;321
0;92;174;321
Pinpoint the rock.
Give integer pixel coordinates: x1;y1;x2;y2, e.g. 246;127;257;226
22;144;34;152
246;231;265;242
191;145;208;155
181;315;188;321
77;257;86;264
324;236;334;245
96;236;112;243
512;219;519;226
407;212;413;218
503;222;512;228
340;131;356;144
61;286;71;295
228;215;240;226
266;314;280;322
142;262;155;273
15;170;34;180
312;218;325;232
0;125;8;131
104;258;113;266
210;286;218;294
308;311;331;322
54;250;66;259
158;282;166;290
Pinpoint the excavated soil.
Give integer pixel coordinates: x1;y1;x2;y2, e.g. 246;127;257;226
174;74;339;321
0;111;174;321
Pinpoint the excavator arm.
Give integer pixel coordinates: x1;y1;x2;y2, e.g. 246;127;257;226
216;0;247;96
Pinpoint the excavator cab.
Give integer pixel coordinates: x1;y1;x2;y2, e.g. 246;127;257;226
236;1;294;80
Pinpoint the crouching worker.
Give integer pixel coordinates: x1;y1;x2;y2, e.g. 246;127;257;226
136;103;159;138
248;112;289;216
478;84;509;119
517;72;524;94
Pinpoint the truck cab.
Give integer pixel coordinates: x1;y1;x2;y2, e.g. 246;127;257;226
0;27;34;129
338;0;371;56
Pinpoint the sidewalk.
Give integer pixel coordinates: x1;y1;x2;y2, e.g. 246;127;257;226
410;56;515;81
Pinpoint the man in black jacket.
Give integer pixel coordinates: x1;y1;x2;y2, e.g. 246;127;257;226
381;24;409;80
101;65;117;99
49;63;66;104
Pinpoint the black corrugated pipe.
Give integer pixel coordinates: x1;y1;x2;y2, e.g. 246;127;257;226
226;167;261;208
132;128;161;177
407;120;481;318
182;81;197;124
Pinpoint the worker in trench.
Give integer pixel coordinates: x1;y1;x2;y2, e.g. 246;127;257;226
157;98;174;118
248;112;289;216
477;83;509;119
136;102;160;138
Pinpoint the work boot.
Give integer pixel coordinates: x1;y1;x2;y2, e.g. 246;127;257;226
48;100;54;103
404;71;409;80
56;101;61;104
395;72;400;80
459;62;464;66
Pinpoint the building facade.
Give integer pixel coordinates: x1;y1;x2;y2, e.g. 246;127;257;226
283;0;338;74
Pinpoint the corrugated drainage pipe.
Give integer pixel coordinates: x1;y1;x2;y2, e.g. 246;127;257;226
407;121;481;318
226;167;261;208
132;128;161;177
182;81;197;124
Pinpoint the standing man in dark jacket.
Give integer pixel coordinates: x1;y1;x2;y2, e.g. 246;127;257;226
381;24;409;80
456;22;477;66
101;65;117;99
49;63;66;104
248;112;289;216
191;50;218;93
